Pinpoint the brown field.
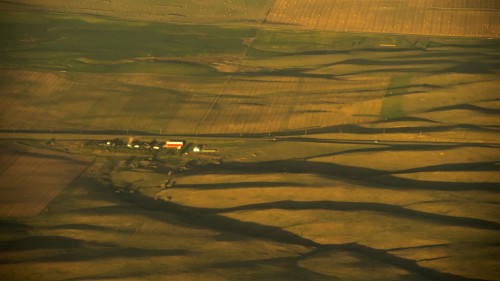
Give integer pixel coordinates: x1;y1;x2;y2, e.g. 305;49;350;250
0;144;89;217
266;0;500;37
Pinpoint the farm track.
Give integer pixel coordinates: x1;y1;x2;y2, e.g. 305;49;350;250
0;129;498;147
194;0;277;133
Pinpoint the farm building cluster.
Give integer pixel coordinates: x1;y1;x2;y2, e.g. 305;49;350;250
98;138;217;153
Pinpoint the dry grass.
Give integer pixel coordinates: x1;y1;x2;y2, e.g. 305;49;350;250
310;146;499;171
266;0;500;37
0;69;389;134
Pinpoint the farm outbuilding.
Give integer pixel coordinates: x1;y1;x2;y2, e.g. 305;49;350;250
164;141;185;149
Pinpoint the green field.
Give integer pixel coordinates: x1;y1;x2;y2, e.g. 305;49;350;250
0;1;499;281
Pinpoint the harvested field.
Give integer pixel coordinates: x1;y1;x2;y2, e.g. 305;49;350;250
0;144;89;217
266;0;500;37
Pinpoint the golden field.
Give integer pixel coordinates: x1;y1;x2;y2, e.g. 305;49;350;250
267;0;500;37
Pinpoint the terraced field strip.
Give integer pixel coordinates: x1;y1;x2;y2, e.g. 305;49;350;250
266;0;500;37
0;147;89;217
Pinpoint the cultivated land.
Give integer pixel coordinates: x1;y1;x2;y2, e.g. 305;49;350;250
0;143;89;217
0;1;499;281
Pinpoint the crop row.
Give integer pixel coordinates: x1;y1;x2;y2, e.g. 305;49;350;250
267;0;500;37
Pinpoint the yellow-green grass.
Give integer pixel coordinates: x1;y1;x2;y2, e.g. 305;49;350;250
0;0;273;25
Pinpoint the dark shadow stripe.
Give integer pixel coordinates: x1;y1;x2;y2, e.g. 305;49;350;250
318;243;490;281
393;161;499;174
213;200;500;231
426;103;500;115
174;181;303;190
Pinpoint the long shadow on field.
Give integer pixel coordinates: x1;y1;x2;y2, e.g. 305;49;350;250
382;78;499;98
61;272;179;281
111;191;488;281
312;58;500;75
1;238;187;264
391;50;500;59
37;247;188;263
325;58;458;67
317;243;490;281
444;61;500;74
211;200;500;231
174;181;303;190
211;256;334;281
0;221;32;232
335;67;426;77
306;143;492;159
63;172;490;281
0;235;108;251
273;123;498;137
14;150;89;165
215;160;499;192
392;161;499;174
373;116;441;123
45;223;113;231
278;47;424;57
236;68;337;80
426;103;500;115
